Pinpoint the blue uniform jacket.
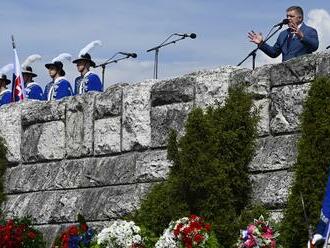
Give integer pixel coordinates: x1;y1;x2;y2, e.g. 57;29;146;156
43;77;73;101
25;82;43;101
259;23;319;61
0;89;11;107
317;170;330;237
74;71;103;95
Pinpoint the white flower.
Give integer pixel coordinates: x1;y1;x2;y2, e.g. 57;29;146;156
97;220;143;248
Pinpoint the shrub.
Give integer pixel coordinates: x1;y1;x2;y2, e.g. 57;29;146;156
280;77;330;247
134;85;259;247
0;137;7;205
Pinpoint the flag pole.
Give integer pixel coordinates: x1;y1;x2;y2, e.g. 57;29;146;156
11;35;16;49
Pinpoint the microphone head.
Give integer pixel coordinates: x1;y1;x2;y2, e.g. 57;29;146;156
131;53;137;58
189;33;197;39
283;18;289;25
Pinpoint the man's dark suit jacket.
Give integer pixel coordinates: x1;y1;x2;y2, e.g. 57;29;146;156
259;22;319;61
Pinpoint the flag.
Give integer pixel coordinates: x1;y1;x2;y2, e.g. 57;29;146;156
11;35;25;102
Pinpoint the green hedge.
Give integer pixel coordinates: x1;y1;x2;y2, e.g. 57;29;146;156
280;77;330;247
134;85;261;247
0;137;7;205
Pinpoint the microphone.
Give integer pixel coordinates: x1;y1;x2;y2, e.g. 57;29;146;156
119;52;137;58
175;33;197;39
326;45;330;49
273;19;289;27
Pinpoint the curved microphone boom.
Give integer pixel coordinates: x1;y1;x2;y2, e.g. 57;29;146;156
119;52;137;58
273;19;289;27
175;33;197;39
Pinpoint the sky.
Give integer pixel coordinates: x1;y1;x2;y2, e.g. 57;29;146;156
0;1;330;89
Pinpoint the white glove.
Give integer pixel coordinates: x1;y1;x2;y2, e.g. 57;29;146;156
312;233;324;245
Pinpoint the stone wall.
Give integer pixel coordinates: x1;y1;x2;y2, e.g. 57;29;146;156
1;51;330;245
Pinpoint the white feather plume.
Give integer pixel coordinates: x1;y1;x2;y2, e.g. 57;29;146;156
22;54;42;69
0;64;14;75
79;40;102;57
52;53;72;63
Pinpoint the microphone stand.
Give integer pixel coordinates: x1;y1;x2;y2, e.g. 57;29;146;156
95;54;131;90
147;35;186;79
237;25;284;69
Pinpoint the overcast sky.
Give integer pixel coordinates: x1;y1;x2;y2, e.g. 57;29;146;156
0;1;330;89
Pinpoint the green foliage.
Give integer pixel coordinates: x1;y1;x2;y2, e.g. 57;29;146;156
134;85;259;247
0;137;7;205
280;77;330;247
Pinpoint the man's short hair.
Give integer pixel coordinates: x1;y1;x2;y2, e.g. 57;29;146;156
287;6;304;19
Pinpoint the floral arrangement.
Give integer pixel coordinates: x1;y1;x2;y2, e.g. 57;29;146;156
155;215;215;248
236;215;280;248
93;220;144;248
53;214;94;248
0;212;45;248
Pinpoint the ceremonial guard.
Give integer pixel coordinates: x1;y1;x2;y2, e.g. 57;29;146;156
72;40;103;95
22;54;43;100
44;53;73;101
0;64;13;107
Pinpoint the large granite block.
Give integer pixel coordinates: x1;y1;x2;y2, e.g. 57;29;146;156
151;102;193;148
151;76;195;107
122;80;155;151
0;104;21;163
134;149;172;182
21;100;65;126
270;83;310;134
253;98;270;136
316;52;330;77
193;66;238;108
94;117;121;155
250;170;293;208
94;84;124;119
249;134;299;172
5;154;139;193
21;121;65;162
270;54;316;87
2;183;153;224
245;64;272;98
66;94;95;158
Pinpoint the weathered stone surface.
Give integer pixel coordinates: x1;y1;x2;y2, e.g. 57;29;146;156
2;183;154;224
21;100;65;125
316;51;330;77
253;98;270;136
21;121;65;162
250;170;293;208
229;67;251;85
66;94;95;158
269;209;283;223
5;151;170;193
5;154;137;193
249;134;299;172
94;117;121;155
151;76;195;107
270;54;316;87
0;104;21;163
245;65;272;98
193;66;238;108
151;102;193;148
94;84;124;119
134;149;172;182
270;83;310;134
122;80;155;151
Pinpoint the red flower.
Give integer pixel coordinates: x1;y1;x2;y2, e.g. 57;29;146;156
81;223;88;232
205;223;211;232
68;225;78;236
27;230;38;239
193;233;205;244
